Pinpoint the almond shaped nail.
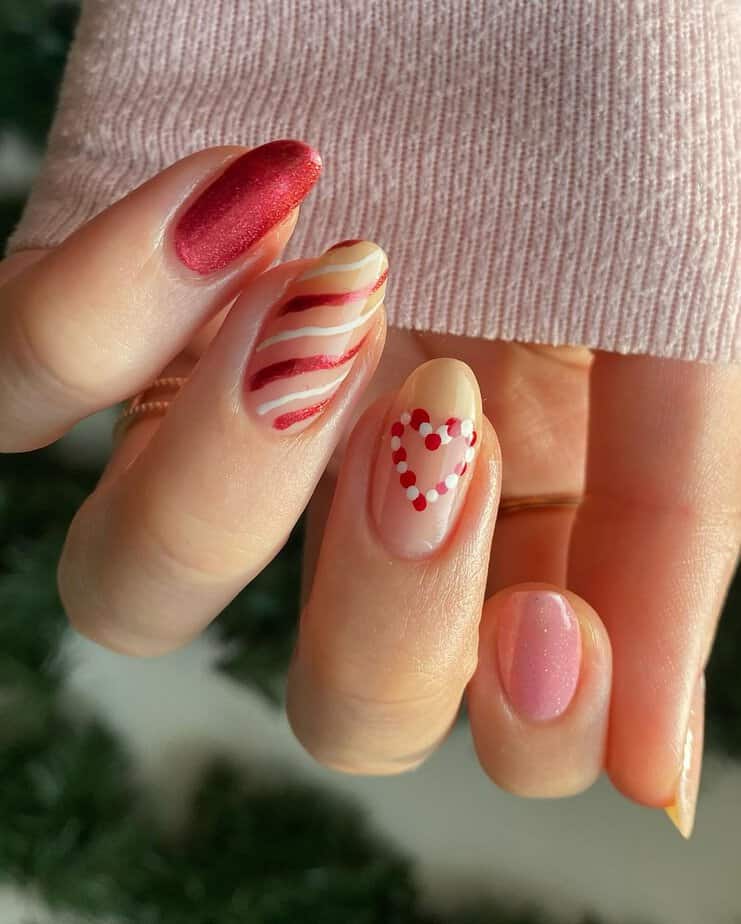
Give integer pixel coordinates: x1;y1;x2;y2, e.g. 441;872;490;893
244;240;388;433
496;590;582;722
174;140;322;274
665;673;705;839
371;359;481;559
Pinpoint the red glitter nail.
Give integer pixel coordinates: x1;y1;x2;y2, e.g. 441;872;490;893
174;140;322;274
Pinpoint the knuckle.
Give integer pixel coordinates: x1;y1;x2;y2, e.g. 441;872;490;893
11;307;101;407
58;497;193;657
134;495;262;585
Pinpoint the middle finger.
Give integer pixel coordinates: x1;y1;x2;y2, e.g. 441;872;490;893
59;241;388;654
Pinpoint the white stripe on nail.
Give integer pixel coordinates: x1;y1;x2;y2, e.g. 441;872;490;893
255;298;384;352
298;250;383;280
255;369;352;416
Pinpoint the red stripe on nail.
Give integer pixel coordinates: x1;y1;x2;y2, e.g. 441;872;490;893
273;399;330;431
248;336;367;391
371;268;389;292
329;239;364;249
280;272;387;314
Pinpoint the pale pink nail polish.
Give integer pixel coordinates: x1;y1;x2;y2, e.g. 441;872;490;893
496;590;581;722
371;359;481;560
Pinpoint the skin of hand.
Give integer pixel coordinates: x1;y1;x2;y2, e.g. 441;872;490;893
1;144;738;839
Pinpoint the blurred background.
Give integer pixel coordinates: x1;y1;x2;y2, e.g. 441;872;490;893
1;3;741;923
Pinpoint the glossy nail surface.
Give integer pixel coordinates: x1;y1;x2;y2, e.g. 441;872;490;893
371;359;480;559
496;590;581;722
174;140;322;274
666;673;705;839
245;240;388;432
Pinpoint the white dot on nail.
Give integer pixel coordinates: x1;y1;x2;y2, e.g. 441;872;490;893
461;419;473;438
400;412;411;425
445;473;459;490
391;436;401;450
465;447;475;463
396;461;408;473
426;489;439;503
419;422;432;437
406;486;420;500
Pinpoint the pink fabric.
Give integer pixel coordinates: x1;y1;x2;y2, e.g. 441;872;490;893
9;0;741;362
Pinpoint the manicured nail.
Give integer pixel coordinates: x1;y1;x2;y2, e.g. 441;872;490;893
371;359;481;559
244;240;388;432
496;590;581;722
174;140;322;274
665;673;705;839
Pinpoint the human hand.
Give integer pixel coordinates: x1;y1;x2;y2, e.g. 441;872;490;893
299;327;740;838
2;141;738;840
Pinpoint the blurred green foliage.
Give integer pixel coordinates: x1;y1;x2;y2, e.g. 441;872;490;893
0;449;590;924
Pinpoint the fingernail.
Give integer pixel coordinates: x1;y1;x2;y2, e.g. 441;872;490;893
496;590;581;722
371;359;481;559
174;140;322;274
665;673;705;839
244;240;388;432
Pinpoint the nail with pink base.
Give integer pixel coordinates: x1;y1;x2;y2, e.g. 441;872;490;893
496;590;582;722
244;240;388;433
371;359;481;560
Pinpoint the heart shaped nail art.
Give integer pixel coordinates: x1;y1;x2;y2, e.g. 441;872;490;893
389;408;477;511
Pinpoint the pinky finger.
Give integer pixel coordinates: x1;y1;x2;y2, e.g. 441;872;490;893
468;583;612;798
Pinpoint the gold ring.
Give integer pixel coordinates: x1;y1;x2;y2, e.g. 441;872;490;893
113;376;187;441
498;493;582;514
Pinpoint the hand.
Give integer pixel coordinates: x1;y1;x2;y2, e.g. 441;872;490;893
310;328;739;836
1;143;738;839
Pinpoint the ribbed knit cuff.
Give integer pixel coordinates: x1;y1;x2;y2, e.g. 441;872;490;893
9;0;741;362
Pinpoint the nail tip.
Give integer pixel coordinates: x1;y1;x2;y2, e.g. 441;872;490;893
271;138;323;169
664;804;693;840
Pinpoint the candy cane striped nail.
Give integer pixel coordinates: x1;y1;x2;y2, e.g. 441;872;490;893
244;241;388;432
371;359;482;560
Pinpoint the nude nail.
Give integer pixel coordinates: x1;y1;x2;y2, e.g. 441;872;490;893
371;359;481;559
244;240;388;432
496;590;582;722
665;673;705;839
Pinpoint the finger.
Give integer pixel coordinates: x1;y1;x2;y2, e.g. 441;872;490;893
467;583;611;797
287;359;501;774
58;241;388;655
0;139;321;451
568;354;741;813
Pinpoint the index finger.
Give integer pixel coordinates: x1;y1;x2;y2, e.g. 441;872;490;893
0;140;321;451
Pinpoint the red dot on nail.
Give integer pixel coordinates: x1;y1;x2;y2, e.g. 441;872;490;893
392;448;407;464
436;481;448;495
454;462;465;476
391;421;404;437
411;408;430;430
413;495;427;512
400;471;416;488
470;431;477;446
446;418;461;437
424;433;441;451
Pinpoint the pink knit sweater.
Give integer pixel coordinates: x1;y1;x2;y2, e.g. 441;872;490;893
9;1;741;362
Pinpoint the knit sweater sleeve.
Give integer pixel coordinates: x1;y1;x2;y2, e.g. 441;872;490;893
8;0;741;362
